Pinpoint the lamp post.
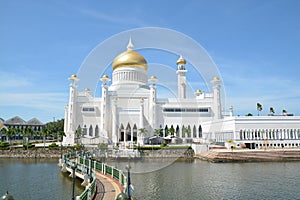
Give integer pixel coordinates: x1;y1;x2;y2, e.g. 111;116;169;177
125;163;131;199
71;162;77;200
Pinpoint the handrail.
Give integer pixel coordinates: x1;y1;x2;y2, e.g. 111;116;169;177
62;152;127;200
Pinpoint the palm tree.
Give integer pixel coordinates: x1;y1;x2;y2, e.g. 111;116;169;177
257;103;263;116
6;128;16;145
74;128;82;144
270;107;275;115
168;126;175;136
41;127;49;149
154;129;163;137
138;128;147;136
183;127;191;138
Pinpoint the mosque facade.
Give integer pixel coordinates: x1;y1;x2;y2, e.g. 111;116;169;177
63;39;300;149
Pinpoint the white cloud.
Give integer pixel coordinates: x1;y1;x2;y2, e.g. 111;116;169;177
0;92;67;111
0;71;33;88
78;8;147;26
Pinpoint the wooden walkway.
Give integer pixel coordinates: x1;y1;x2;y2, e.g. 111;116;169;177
93;171;122;200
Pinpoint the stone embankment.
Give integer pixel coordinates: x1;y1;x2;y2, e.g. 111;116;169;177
198;149;300;162
0;149;66;158
141;148;194;158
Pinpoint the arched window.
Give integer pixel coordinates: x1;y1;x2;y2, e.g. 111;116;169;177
95;125;99;137
89;125;93;136
176;125;180;137
198;125;202;138
193;125;197;138
165;125;169;136
182;125;185;138
83;125;87;135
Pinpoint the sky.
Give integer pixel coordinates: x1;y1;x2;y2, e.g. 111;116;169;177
0;0;300;123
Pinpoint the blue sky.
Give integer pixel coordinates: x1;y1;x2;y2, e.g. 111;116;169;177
0;0;300;122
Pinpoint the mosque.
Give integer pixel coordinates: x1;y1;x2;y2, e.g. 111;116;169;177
63;39;300;149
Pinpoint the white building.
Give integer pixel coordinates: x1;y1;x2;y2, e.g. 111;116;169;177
63;39;300;149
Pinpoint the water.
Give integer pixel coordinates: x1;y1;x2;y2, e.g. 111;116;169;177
109;159;300;200
0;158;83;200
1;158;300;200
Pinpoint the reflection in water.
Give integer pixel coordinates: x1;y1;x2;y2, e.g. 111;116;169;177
0;158;83;200
1;158;300;200
108;159;300;200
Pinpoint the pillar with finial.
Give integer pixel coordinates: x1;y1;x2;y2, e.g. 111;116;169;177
100;75;110;133
63;74;79;146
211;76;222;120
149;76;158;129
176;55;187;99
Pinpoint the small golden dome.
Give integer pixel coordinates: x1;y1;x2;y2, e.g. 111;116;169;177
150;75;157;79
69;74;79;80
112;50;148;70
196;89;202;93
102;74;109;79
212;76;221;82
176;55;186;65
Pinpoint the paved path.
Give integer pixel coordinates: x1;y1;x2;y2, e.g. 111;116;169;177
94;171;122;200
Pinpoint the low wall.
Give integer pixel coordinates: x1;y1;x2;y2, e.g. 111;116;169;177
0;149;66;158
198;149;300;162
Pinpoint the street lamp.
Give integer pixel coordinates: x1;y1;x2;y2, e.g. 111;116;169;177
125;163;131;199
71;162;77;200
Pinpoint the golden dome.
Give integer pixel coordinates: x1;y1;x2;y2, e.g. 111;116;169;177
112;50;148;70
196;89;202;93
176;55;186;65
212;76;221;82
69;74;79;80
102;74;109;79
150;75;157;79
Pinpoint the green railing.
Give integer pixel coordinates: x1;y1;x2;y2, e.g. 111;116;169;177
63;152;127;200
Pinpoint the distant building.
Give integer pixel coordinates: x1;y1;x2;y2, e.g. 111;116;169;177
63;38;300;149
0;116;44;141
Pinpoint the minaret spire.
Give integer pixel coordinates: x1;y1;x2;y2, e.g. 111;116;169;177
127;35;134;50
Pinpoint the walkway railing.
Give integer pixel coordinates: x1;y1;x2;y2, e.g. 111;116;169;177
62;151;127;200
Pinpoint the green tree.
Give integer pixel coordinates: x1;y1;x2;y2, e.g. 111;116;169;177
23;127;34;143
257;103;263;116
168;126;175;136
74;128;82;144
45;119;64;139
154;129;163;137
183;127;191;138
270;107;275;115
41;127;49;149
138;128;147;136
6;127;17;144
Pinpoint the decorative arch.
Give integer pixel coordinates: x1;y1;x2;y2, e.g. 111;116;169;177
165;125;169;136
89;125;93;136
193;125;197;138
120;124;124;142
176;125;180;137
126;123;131;141
182;125;185;138
133;124;137;141
95;125;99;137
198;125;202;138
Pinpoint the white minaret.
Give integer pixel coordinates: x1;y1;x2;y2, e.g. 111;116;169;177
176;55;187;99
112;97;118;144
149;76;158;130
100;75;110;134
63;74;79;146
211;76;222;120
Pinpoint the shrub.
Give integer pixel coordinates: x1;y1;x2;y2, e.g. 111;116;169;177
98;142;108;149
49;142;58;148
160;142;167;148
23;143;35;149
74;143;83;149
0;142;10;148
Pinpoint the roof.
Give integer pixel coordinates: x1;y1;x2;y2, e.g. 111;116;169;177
27;118;44;125
4;116;26;125
4;116;44;125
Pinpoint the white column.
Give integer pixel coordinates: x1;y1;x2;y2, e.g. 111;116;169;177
131;127;133;142
139;98;144;128
112;98;118;144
